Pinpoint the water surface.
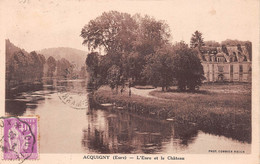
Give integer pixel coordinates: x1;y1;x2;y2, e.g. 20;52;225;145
5;79;251;154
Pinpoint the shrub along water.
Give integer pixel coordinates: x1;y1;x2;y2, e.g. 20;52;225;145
94;84;251;143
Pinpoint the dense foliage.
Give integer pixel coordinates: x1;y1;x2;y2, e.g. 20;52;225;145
6;40;76;91
6;40;46;89
46;56;56;77
173;42;205;91
190;30;204;49
142;45;175;91
83;11;205;92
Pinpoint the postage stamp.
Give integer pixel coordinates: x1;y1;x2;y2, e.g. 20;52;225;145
1;116;38;161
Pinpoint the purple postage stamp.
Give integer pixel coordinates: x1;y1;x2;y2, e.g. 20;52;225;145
2;117;38;160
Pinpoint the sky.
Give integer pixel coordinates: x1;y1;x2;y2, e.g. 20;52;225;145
1;0;259;52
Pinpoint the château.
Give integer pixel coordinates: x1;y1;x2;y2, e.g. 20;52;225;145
198;44;251;82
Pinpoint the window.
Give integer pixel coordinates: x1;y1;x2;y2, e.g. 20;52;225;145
248;66;252;72
218;66;224;72
230;65;233;73
239;65;243;73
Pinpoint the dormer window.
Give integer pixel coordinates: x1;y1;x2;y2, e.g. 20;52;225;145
217;57;225;62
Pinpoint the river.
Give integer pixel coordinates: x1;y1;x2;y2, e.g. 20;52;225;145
5;79;251;154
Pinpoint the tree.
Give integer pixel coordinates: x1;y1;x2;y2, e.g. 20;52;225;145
173;42;205;91
79;66;87;79
121;52;143;84
46;56;56;78
86;52;102;89
81;11;172;86
81;11;139;90
107;65;122;93
29;51;46;81
86;52;99;76
130;15;171;84
204;40;220;47
38;54;46;79
190;30;204;49
190;30;205;61
133;15;171;55
142;45;175;91
56;58;72;79
81;11;137;56
5;40;46;91
221;39;249;46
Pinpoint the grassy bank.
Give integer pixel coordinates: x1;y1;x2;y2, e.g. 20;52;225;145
94;83;251;142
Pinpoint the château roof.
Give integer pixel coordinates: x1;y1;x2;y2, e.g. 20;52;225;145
199;45;251;63
216;52;225;57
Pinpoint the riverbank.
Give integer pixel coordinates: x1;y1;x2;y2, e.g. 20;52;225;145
94;83;251;143
6;82;44;99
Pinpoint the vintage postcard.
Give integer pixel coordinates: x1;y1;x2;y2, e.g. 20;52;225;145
0;0;259;163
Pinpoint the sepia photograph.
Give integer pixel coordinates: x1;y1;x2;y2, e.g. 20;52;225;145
0;0;259;163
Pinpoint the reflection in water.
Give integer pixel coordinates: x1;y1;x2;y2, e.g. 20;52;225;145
81;105;251;154
5;79;251;154
173;123;198;146
5;100;27;116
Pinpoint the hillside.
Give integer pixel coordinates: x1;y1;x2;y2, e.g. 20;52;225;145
5;40;46;93
6;39;29;60
37;47;87;69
